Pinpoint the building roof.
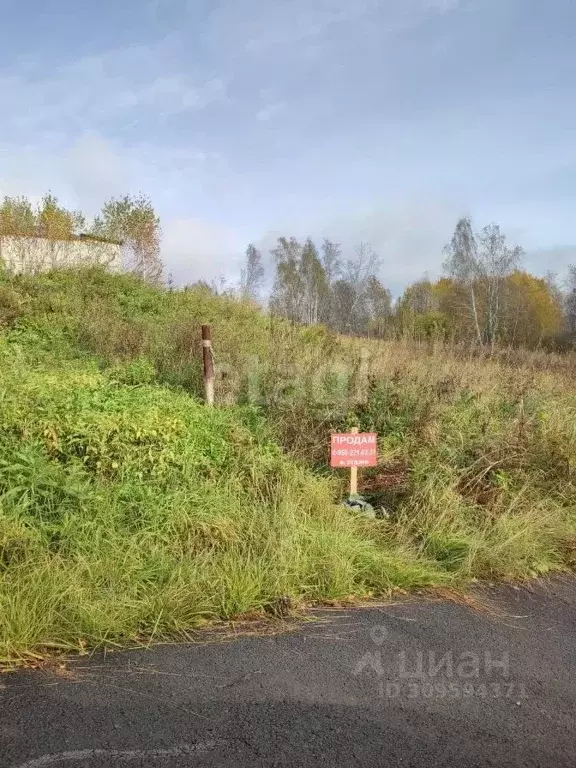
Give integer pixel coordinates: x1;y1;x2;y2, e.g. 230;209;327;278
78;233;123;246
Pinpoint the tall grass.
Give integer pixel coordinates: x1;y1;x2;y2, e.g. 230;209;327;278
270;337;576;581
1;267;575;661
0;336;444;661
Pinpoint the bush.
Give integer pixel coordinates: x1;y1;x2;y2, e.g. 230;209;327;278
0;285;22;328
0;336;442;661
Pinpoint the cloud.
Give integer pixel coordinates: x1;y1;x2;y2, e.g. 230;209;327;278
252;197;462;295
0;39;228;141
256;102;287;121
4;0;564;299
64;134;131;212
204;0;461;60
161;217;244;284
525;246;576;282
426;0;462;11
0;128;224;206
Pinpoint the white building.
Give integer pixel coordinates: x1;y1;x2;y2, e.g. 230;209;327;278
0;234;123;274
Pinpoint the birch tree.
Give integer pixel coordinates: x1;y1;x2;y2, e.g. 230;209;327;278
300;238;329;325
443;218;522;345
365;275;392;336
93;194;162;284
477;224;523;345
239;243;265;301
320;238;341;324
337;242;381;333
321;238;341;283
443;217;482;344
269;237;304;323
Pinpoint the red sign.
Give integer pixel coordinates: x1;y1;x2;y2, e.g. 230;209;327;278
330;432;378;468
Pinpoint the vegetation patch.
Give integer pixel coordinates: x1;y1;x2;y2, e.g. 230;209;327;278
0;267;575;663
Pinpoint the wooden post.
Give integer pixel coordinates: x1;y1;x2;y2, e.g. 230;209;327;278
202;324;214;406
350;426;359;496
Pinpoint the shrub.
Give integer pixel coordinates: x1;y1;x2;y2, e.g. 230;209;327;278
0;337;441;661
0;285;22;328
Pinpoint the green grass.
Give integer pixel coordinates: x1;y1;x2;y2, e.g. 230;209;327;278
0;332;444;661
1;266;575;662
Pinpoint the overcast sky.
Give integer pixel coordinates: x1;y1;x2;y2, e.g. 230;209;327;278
1;0;575;293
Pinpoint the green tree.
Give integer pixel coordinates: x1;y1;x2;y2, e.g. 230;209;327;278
331;278;357;333
0;196;37;236
93;194;162;283
319;239;341;324
397;277;437;313
300;238;329;325
365;275;392;336
269;237;304;324
37;193;84;240
501;271;563;347
444;217;523;345
0;193;86;273
0;193;84;240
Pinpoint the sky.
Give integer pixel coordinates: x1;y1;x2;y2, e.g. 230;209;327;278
1;0;575;293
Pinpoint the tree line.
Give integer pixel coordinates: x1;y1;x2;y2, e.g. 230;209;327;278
240;218;576;350
1;192;574;350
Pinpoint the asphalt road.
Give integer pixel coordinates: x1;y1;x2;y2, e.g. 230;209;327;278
1;579;575;768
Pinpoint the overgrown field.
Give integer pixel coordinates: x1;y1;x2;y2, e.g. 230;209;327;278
1;267;575;661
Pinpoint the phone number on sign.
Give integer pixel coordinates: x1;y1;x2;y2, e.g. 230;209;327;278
379;681;527;700
332;449;376;457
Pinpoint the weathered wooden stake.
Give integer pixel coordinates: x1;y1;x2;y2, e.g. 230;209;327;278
350;426;359;495
202;324;214;406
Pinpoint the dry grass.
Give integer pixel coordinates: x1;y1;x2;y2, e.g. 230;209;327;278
1;267;575;662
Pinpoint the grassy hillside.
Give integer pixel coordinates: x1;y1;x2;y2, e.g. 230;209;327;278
1;267;575;662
